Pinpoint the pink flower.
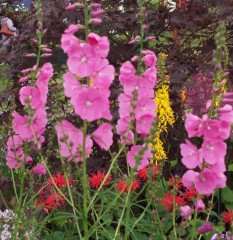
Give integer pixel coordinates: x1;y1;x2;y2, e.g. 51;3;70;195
91;3;102;8
119;61;136;85
136;114;154;137
120;130;134;145
6;149;24;169
182;170;199;189
71;87;109;121
91;9;105;17
36;62;53;105
19;86;42;109
180;205;192;219
199;117;221;139
127;145;152;170
12;109;47;141
92;123;113;150
61;33;80;57
90;58;114;89
185;113;201;138
32;163;46;175
143;52;157;67
143;67;157;88
180;140;200;169
123;76;154;99
64;24;80;34
195;199;205;212
19;76;29;83
116;117;130;135
87;33;110;58
7;135;23;151
56;120;93;162
90;18;102;24
219;104;233;124
67;43;98;77
198;221;213;234
201;140;226;165
195;169;217;195
118;93;132;118
135;98;156;119
63;71;81;98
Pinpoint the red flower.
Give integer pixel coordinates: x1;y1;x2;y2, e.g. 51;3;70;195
88;171;112;189
223;210;233;225
161;193;186;211
138;165;159;180
117;179;140;193
48;174;72;188
169;176;183;190
183;188;198;202
44;193;65;211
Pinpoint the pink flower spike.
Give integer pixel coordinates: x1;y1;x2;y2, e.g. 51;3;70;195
19;86;42;109
64;24;80;34
195;199;205;212
89;18;102;24
180;205;192;219
19;76;29;83
92;123;113;151
91;9;105;17
32;163;46;175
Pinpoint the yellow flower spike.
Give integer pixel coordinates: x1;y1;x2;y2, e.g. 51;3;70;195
151;53;175;162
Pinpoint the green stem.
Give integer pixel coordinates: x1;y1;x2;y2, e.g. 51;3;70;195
172;188;178;240
12;164;26;240
190;208;198;240
82;120;89;239
84;0;89;39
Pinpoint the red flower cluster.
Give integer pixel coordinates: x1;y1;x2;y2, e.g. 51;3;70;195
138;165;159;180
35;173;72;213
169;176;183;190
117;179;140;193
88;171;112;189
161;193;186;211
223;210;233;225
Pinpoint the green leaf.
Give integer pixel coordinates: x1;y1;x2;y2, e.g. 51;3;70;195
131;231;148;240
101;213;113;226
222;186;233;203
227;164;233;172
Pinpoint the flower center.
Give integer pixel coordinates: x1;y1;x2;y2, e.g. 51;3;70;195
86;100;92;107
81;56;87;63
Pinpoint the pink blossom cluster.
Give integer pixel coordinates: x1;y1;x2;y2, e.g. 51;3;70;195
6;63;53;172
116;50;157;170
181;104;233;195
56;27;115;161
